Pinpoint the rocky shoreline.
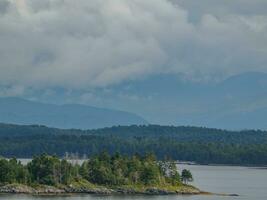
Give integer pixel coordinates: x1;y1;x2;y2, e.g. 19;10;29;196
0;183;201;196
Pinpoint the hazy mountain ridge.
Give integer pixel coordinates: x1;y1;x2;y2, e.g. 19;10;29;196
98;72;267;130
0;97;147;129
1;72;267;130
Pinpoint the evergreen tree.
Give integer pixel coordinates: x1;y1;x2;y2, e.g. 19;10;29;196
181;169;193;184
168;161;181;185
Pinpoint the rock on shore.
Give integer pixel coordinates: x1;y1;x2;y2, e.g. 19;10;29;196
0;184;65;194
0;184;36;194
0;183;200;195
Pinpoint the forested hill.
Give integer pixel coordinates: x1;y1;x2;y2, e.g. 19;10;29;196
0;123;267;165
0;123;266;143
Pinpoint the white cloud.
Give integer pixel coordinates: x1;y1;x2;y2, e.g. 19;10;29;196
0;0;266;90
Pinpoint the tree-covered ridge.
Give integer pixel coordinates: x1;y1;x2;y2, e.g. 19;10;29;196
1;123;266;143
0;123;267;165
0;153;193;190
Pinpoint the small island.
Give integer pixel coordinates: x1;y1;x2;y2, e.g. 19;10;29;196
0;152;199;195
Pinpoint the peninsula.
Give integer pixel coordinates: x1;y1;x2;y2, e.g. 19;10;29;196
0;153;199;195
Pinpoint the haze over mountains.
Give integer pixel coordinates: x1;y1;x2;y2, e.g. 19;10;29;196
0;72;267;130
110;71;267;130
0;97;147;129
0;0;267;130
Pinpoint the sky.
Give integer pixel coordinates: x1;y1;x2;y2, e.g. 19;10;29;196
0;0;267;90
0;0;267;127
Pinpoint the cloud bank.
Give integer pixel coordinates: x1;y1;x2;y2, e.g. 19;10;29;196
0;0;267;90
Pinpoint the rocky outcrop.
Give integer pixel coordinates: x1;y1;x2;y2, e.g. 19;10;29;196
175;186;200;195
0;184;65;194
144;188;175;195
64;185;113;195
0;184;35;194
0;183;201;196
34;185;65;194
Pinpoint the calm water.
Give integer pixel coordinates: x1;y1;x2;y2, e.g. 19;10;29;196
0;164;266;200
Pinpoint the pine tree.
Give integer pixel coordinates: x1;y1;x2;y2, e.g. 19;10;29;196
181;169;193;184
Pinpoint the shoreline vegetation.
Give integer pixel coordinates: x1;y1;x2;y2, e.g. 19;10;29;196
0;153;200;196
1;123;267;166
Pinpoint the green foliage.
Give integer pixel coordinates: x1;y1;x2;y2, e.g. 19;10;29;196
168;161;181;185
82;152;175;186
0;158;28;184
0;153;184;188
27;154;77;186
181;169;193;184
1;123;267;165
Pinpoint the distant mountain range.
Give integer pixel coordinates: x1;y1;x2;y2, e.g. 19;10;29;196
1;72;267;130
0;97;147;129
90;71;267;130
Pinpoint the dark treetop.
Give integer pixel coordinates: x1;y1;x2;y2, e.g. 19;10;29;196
0;152;195;194
0;123;267;165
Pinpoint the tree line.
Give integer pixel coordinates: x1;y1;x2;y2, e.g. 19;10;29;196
0;123;267;165
0;153;193;187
